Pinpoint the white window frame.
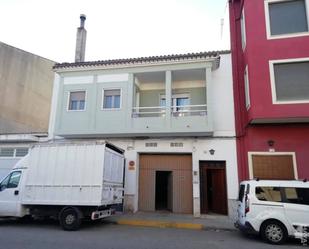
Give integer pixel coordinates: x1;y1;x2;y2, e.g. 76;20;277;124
67;90;87;112
244;65;251;109
269;57;309;104
241;8;247;50
248;151;298;179
264;0;309;40
101;88;122;110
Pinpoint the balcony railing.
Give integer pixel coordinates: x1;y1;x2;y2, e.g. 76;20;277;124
171;104;207;117
132;106;166;118
132;104;207;118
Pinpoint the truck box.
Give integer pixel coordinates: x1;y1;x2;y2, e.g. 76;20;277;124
22;142;125;206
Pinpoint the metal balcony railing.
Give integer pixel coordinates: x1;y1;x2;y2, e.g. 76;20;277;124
132;104;207;118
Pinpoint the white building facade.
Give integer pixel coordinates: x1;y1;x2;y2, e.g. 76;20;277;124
49;51;238;217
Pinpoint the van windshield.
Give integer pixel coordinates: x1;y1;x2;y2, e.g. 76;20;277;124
238;184;245;201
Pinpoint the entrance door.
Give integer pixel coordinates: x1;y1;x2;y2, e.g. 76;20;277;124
155;171;173;211
200;161;228;215
139;154;193;214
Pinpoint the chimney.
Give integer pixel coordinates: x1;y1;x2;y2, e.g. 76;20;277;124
75;14;87;62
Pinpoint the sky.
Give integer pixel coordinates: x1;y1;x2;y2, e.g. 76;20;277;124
0;0;230;63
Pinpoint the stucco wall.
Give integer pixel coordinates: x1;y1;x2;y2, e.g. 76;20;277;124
0;42;55;134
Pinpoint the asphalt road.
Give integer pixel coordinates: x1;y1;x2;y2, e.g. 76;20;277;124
0;219;305;249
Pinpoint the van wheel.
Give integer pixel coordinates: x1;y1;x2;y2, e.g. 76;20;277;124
59;207;81;231
261;220;288;245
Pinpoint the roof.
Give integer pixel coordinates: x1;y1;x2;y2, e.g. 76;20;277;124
53;50;230;70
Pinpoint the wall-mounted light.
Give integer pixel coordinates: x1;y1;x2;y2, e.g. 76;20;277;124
209;149;215;155
267;140;274;147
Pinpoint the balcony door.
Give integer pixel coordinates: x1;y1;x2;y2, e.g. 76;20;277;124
160;93;190;115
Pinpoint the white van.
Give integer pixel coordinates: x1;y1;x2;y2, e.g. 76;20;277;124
235;179;309;245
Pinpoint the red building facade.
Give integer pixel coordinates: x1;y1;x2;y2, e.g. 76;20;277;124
229;0;309;181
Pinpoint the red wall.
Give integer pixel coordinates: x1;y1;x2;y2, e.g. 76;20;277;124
229;0;309;181
244;0;309;121
242;125;309;180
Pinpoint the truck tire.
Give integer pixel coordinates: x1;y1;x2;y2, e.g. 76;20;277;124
59;207;82;231
260;220;288;245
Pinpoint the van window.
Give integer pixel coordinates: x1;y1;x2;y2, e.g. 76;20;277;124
284;187;309;205
238;184;245;201
256;187;282;202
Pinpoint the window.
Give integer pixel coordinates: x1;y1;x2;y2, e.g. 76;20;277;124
0;148;28;158
103;89;121;109
0;171;21;191
267;0;309;37
7;171;21;188
240;8;246;49
68;91;86;111
256;186;282;202
238;184;246;201
284;187;309;205
160;94;190;111
244;66;250;108
272;60;309;103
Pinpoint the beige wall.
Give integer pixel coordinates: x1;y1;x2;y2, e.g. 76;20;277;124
0;42;55;134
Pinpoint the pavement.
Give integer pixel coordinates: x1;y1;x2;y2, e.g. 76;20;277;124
0;220;304;249
106;211;236;231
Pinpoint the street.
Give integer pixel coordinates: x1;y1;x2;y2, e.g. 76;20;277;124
0;219;304;249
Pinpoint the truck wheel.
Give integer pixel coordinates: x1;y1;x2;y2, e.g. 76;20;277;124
261;220;288;245
59;207;82;231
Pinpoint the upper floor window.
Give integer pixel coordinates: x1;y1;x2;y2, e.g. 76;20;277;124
103;89;121;109
240;8;247;49
68;91;86;111
244;66;250;109
270;59;309;103
265;0;309;38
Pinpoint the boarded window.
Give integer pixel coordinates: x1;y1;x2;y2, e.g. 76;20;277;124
273;61;309;101
252;155;295;180
269;0;308;36
68;91;86;110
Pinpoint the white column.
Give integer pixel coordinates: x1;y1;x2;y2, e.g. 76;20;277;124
165;71;172;127
127;73;134;128
206;66;213;130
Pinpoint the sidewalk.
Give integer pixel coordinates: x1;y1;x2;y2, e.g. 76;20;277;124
105;211;236;231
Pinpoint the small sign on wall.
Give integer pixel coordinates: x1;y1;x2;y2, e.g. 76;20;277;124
128;161;135;170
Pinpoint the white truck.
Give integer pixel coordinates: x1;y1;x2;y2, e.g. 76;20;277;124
0;141;125;230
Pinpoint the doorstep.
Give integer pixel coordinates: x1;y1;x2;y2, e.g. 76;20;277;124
105;211;236;231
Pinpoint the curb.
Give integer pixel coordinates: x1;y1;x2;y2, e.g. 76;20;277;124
116;219;203;230
113;219;236;231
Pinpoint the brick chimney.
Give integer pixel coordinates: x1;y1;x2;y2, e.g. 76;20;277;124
75;14;87;62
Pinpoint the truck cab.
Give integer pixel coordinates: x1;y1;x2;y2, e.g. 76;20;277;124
0;156;28;218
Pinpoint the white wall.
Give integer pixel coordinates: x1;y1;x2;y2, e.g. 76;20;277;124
212;54;236;136
108;137;238;216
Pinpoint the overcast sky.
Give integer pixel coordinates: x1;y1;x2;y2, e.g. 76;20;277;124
0;0;230;63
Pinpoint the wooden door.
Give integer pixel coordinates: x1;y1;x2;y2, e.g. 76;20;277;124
139;154;192;214
200;161;228;215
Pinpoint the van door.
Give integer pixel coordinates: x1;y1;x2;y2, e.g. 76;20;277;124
0;171;22;216
282;187;309;230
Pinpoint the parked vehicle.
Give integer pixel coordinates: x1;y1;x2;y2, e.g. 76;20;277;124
0;141;125;230
235;179;309;245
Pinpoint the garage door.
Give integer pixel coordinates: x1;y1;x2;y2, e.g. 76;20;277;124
252;155;295;180
139;154;193;214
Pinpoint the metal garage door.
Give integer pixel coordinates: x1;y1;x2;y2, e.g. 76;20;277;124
138;154;193;214
252;155;295;180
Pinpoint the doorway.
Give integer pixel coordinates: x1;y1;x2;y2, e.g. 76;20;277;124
200;161;228;215
155;171;173;211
